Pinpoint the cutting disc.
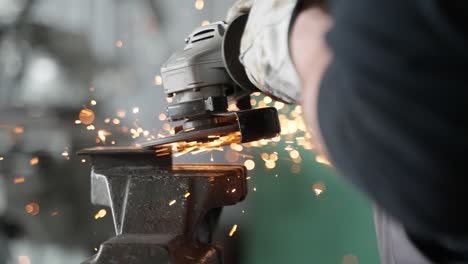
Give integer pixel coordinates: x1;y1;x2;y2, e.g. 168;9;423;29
139;123;239;148
139;107;280;149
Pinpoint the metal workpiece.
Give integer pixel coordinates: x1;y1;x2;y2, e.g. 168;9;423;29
79;147;247;264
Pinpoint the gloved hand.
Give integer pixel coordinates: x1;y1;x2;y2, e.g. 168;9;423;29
226;0;253;22
227;0;333;159
227;0;302;104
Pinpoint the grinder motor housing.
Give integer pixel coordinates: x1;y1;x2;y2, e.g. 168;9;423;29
155;15;280;146
161;15;256;123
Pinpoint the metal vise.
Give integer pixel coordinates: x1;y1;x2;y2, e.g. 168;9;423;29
78;147;247;264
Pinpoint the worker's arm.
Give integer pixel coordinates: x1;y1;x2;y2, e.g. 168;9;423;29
230;0;468;262
300;0;468;262
290;1;331;157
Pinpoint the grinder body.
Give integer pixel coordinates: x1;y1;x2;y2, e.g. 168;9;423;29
162;17;255;122
142;15;280;148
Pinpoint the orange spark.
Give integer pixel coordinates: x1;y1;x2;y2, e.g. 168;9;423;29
98;130;111;142
30;157;39;166
154;75;163;85
14;126;24;134
25;202;40;216
312;182;326;196
289;150;300;159
274;101;285;110
244;160;255;171
79;108;95;125
269;153;278;161
115;40;123;48
228;224;238;237
315;155;332;166
171;132;241;155
195;0;204;10
94;209;107;219
116;110;126;118
230;143;243;152
14;177;25;184
265;160;276;169
158;113;167;121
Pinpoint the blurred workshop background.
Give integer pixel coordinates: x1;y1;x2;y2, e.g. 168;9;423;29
0;0;379;263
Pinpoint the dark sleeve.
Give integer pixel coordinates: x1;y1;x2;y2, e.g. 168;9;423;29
318;0;468;261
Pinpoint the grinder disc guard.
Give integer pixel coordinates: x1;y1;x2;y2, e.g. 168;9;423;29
140;107;280;149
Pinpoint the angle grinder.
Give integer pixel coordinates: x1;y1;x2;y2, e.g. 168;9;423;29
141;15;281;148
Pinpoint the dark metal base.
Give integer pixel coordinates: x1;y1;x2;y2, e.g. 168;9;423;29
79;147;247;264
83;234;223;264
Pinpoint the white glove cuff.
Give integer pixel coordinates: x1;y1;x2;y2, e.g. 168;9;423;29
239;0;301;104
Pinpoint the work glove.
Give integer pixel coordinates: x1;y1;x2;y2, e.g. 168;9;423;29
226;0;302;104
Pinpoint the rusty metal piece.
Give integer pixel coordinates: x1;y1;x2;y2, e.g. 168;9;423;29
78;147;247;264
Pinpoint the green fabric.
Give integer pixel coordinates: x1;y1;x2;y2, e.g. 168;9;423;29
242;145;380;264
